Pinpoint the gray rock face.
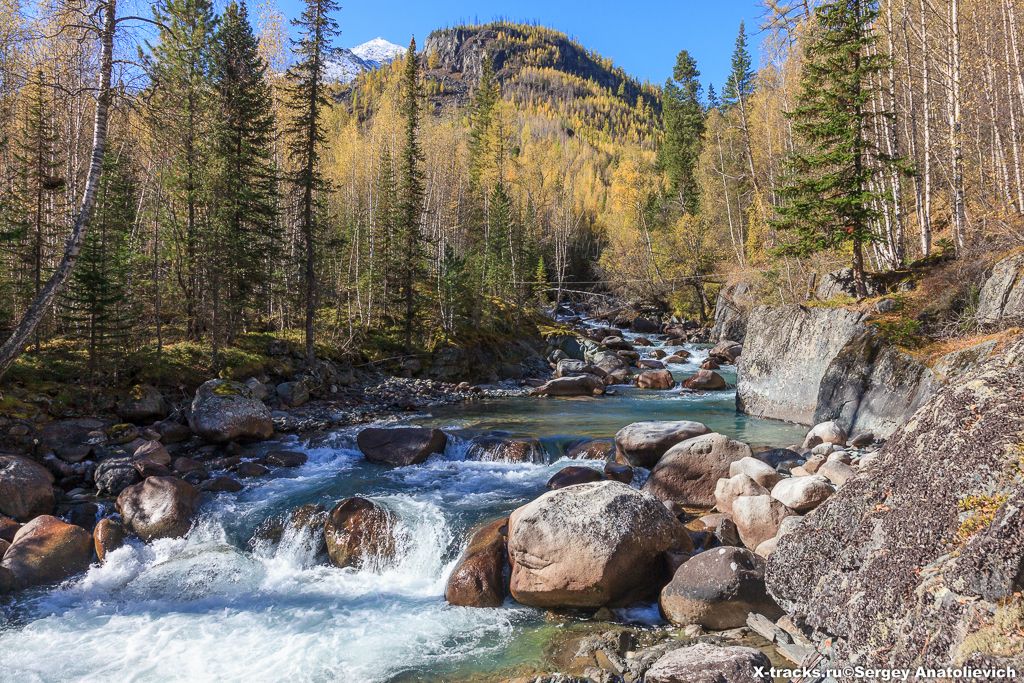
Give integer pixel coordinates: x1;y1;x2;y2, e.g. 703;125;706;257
976;251;1024;326
711;283;753;343
766;335;1024;672
645;643;772;683
737;304;995;439
189;379;273;443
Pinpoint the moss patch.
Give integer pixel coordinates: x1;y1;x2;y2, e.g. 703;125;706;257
958;597;1024;662
956;493;1009;544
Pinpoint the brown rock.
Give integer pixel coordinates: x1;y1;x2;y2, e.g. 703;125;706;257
546;466;602;490
93;518;126;562
133;440;172;466
0;454;55;521
603;462;634;484
200;476;243;493
324;497;397;569
116;476;200;541
614;420;711;469
445;517;508;607
234;461;269;478
468;437;546;464
713;473;768;515
643;433;753;507
637;369;675;390
0;515;22;543
532;374;606;396
660;546;783;628
356;427;447;466
566;439;614;460
1;515;93;589
266;450;308;467
681;369;727;391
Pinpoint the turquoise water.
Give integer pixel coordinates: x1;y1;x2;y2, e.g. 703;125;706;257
0;338;805;682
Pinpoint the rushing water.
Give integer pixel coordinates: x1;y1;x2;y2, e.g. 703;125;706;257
0;336;805;682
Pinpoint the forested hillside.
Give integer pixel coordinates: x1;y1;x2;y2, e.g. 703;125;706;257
0;0;1022;391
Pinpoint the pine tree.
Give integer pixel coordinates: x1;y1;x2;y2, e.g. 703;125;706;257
209;0;279;345
12;71;63;351
396;38;426;347
660;50;705;214
285;0;339;364
773;0;891;297
64;150;137;374
144;0;217;339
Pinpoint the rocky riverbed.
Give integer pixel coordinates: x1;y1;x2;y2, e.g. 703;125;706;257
1;298;1022;682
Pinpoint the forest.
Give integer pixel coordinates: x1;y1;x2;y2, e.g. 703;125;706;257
0;0;1022;387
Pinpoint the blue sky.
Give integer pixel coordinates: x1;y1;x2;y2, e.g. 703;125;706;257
275;0;765;90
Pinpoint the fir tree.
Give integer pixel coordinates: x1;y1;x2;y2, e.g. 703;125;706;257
773;0;891;297
64;150;137;374
660;50;705;214
468;54;498;192
209;0;279;345
372;146;397;320
285;0;339;363
396;38;426;347
144;0;217;339
722;22;755;108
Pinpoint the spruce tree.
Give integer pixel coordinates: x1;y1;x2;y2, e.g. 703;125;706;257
660;50;705;214
144;0;217;339
396;38;426;347
285;0;339;364
209;0;279;344
64;150;137;374
773;0;890;297
722;22;755;108
372;146;397;321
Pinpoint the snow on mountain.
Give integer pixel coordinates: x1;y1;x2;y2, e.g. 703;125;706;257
324;38;405;84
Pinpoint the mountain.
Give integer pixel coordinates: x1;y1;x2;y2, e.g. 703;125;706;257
325;38;405;84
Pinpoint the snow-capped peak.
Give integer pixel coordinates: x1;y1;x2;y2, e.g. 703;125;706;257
351;38;406;67
324;37;406;84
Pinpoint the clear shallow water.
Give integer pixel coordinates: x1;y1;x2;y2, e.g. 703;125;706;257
0;340;805;682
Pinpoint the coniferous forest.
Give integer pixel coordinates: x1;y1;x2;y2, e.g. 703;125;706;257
1;0;1022;385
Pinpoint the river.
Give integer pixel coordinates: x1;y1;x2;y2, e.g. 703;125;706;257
0;334;805;682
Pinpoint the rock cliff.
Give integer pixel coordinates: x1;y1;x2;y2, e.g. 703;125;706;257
766;335;1024;672
977;251;1024;327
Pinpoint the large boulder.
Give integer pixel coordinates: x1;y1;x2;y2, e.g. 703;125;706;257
444;517;508;607
643;433;753;507
117;384;168;423
732;495;795;550
0;515;93;590
356;427;447;467
0;455;55;521
709;340;742;363
94;457;141;496
532;374;605;397
507;481;689;607
728;456;782;490
116;476;200;541
188;379;273;443
614;421;711;469
681;369;727;391
554;359;605;380
324;497;396;569
660;546;782;629
636;369;675;389
976;251;1024;326
645;643;772;683
766;336;1024;672
802;420;847;448
467;436;546;464
711;282;753;344
39;417;105;463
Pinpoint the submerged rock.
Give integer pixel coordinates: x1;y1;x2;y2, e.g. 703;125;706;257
1;515;93;590
614;420;711;469
643;433;752;507
468;436;546;464
324;497;396;569
356;427;447;467
660;546;782;629
0;454;55;521
506;481;689;608
116;476;200;541
532;374;605;397
445;517;508;607
189;379;274;443
566;439;614;461
546;466;602;489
